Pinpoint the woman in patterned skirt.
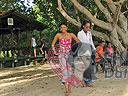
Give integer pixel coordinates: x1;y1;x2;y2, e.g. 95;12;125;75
51;23;79;96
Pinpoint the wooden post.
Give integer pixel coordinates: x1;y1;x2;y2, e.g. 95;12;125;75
0;63;2;68
16;28;20;56
1;34;4;68
2;34;4;49
12;61;15;68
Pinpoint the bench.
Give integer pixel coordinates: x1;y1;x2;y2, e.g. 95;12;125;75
0;55;44;68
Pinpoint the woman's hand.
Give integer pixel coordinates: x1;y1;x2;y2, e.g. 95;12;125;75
52;46;58;55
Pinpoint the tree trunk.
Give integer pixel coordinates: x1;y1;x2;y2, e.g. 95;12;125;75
110;28;126;53
57;0;128;53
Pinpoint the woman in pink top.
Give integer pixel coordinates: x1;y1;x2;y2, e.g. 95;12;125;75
52;23;79;96
105;42;113;65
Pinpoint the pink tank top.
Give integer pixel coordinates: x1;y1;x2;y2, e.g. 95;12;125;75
59;38;71;53
106;47;113;58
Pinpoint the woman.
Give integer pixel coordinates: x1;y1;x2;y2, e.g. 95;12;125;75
52;23;79;96
105;42;113;66
31;35;37;62
40;39;48;64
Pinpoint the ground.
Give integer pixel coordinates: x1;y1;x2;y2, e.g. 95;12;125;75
0;64;128;96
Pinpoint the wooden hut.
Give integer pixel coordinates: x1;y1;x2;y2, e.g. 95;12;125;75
0;10;47;68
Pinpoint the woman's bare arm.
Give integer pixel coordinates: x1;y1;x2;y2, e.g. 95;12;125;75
52;33;60;54
71;33;80;42
52;33;60;47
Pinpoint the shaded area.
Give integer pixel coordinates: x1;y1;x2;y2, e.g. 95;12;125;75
0;65;53;84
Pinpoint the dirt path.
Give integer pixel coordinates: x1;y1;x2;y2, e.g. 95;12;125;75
0;64;128;96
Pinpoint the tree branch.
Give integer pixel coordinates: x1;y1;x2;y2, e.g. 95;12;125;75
94;0;113;22
113;4;122;27
110;28;126;52
121;11;128;15
106;0;127;32
61;3;67;12
91;30;110;41
57;0;81;27
116;25;128;47
74;7;81;24
113;0;127;5
91;12;97;29
70;0;113;32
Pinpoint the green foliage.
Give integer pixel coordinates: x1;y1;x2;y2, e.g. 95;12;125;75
0;0;16;11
